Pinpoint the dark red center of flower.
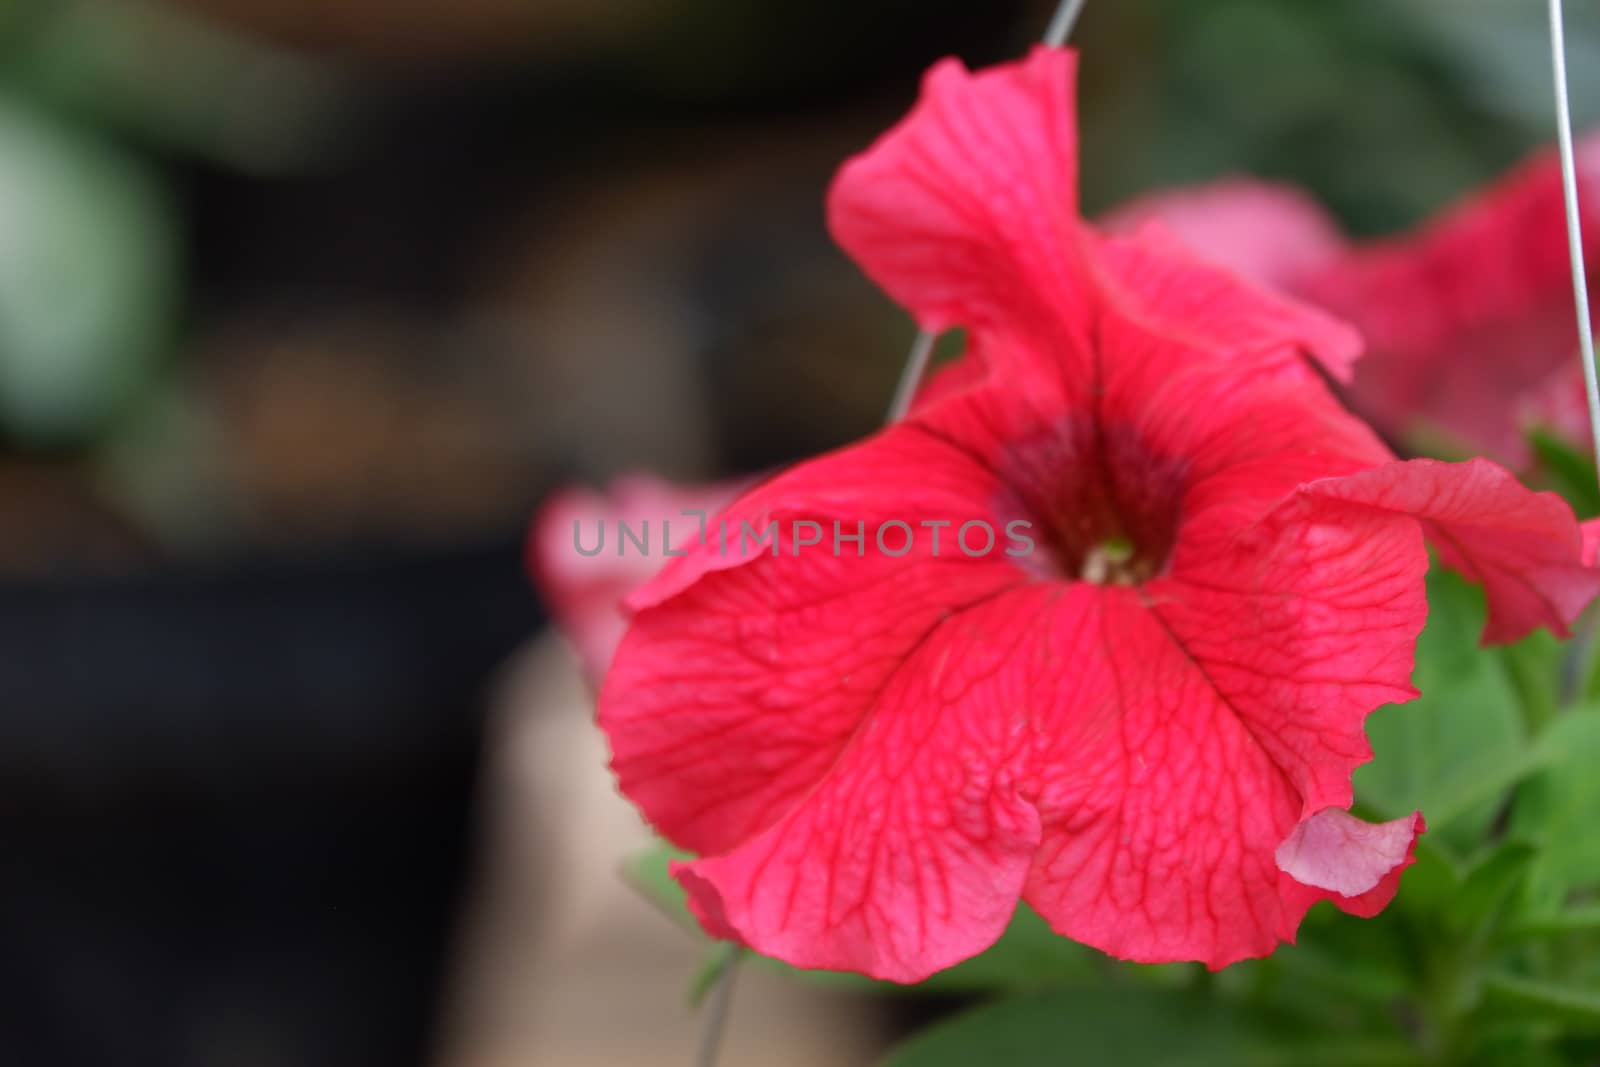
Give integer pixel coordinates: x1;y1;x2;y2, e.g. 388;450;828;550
996;417;1188;585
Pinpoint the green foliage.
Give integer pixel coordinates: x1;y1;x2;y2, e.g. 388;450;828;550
879;987;1421;1067
0;96;177;444
1511;709;1600;910
1355;570;1550;852
1080;0;1543;233
1527;430;1600;519
1479;974;1600;1032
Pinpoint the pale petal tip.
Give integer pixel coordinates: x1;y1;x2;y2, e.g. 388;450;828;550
1276;808;1423;897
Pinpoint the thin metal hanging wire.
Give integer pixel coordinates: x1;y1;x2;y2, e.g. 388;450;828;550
1549;0;1600;480
884;0;1089;423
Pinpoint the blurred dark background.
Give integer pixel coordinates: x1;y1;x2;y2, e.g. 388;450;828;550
0;1;1597;1065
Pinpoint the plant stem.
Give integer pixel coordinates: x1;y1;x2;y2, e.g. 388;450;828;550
696;946;742;1067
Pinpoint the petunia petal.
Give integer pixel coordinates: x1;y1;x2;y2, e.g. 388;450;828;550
1017;488;1426;967
1518;363;1592;448
1154;493;1428;823
670;588;1048;982
671;576;1424;977
1275;808;1424;898
1300;458;1600;643
1018;584;1304;968
601;421;1031;859
1097;305;1390;528
830;48;1360;392
1100;177;1349;294
827;46;1089;347
625;415;1033;612
1090;223;1363;382
908;345;991;412
1019;569;1422;969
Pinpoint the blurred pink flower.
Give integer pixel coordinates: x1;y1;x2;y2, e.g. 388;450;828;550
529;474;747;683
1305;133;1600;466
1116;137;1600;468
1101;178;1348;295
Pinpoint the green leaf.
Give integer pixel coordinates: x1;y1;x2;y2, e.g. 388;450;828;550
1461;1024;1573;1067
1479;974;1600;1031
912;904;1099;993
1404;837;1468;903
1496;629;1564;736
689;944;741;1007
1584;640;1600;706
1512;707;1600;899
7;1;351;173
1507;906;1600;940
620;841;697;934
1446;842;1536;940
880;987;1421;1067
1527;428;1600;519
928;327;969;364
1355;571;1538;849
0;96;177;444
755;903;1100;996
1417;745;1552;834
1247;933;1412;1005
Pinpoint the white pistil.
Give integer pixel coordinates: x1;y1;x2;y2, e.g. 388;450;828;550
1080;535;1135;585
1081;545;1110;584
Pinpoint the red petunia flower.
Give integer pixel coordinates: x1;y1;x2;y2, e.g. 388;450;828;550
596;48;1600;981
